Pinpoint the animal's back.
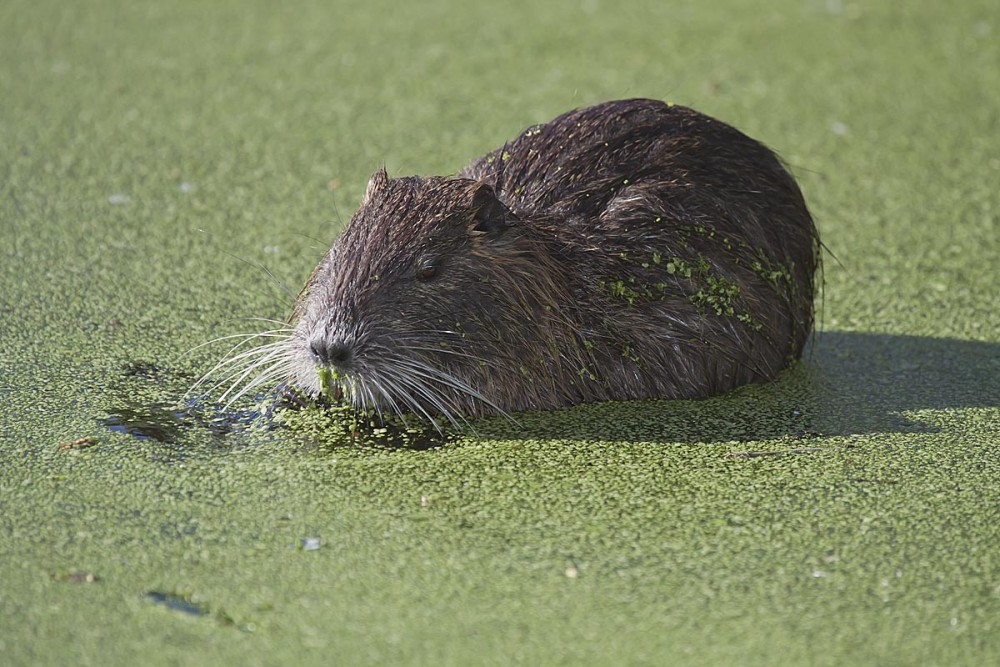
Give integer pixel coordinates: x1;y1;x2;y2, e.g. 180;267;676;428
463;99;818;397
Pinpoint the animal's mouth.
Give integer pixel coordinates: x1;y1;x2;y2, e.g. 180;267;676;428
302;353;507;429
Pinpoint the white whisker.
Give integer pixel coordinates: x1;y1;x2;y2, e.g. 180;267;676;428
374;372;445;431
392;354;511;422
218;346;293;403
189;341;290;397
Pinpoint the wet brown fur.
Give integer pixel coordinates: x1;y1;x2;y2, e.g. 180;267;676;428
287;99;820;421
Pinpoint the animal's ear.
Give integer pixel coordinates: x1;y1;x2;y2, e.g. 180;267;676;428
363;166;389;205
468;183;508;236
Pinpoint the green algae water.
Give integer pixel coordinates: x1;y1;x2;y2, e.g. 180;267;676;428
2;0;999;665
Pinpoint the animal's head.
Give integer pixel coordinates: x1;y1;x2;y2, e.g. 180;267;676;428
286;169;565;426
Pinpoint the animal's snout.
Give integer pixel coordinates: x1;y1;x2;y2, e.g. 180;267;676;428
309;337;354;368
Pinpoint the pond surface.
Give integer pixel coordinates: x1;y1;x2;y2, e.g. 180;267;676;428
2;1;999;665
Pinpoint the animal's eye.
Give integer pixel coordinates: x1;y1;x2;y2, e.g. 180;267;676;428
416;262;438;281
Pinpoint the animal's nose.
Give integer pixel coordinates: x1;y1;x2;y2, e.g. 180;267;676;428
309;338;354;367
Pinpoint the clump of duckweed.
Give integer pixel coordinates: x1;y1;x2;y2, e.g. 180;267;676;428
598;278;648;305
601;251;760;328
275;399;452;450
738;245;795;288
689;271;742;317
317;366;340;399
620;341;641;363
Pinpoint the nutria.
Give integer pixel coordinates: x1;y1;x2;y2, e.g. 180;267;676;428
228;99;819;426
